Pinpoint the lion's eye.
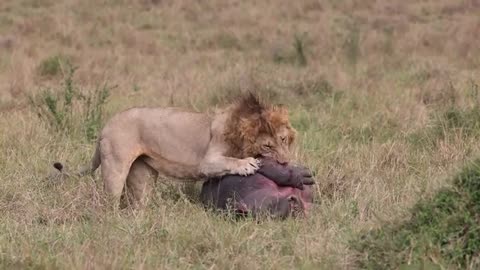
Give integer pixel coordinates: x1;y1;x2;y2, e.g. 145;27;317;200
280;136;287;143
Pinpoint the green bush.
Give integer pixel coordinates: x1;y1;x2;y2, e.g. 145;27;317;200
29;65;112;142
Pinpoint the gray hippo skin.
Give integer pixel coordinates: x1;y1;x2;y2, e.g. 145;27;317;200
200;158;315;219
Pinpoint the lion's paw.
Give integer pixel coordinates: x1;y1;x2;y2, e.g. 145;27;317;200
234;157;261;176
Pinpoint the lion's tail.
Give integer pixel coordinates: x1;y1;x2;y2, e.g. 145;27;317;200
53;140;102;177
78;140;101;176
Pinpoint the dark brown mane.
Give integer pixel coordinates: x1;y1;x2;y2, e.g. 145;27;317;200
223;92;267;157
232;92;266;118
223;92;294;158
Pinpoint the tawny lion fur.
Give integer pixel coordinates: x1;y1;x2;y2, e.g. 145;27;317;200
54;93;297;207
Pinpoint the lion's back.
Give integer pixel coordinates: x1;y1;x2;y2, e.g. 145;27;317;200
102;106;212;164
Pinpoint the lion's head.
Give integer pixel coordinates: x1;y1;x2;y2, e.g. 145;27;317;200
224;93;297;164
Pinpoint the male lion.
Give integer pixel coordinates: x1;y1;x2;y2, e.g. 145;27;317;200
54;93;297;206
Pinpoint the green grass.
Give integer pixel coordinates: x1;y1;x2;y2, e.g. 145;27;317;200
352;159;480;269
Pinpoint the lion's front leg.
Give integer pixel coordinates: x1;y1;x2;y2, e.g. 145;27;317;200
199;155;261;177
200;126;260;178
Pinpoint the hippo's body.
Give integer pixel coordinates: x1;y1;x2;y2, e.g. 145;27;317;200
200;158;314;219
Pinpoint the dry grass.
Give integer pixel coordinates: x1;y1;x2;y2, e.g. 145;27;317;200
1;0;480;269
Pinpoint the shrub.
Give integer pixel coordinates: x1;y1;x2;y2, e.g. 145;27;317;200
29;64;112;142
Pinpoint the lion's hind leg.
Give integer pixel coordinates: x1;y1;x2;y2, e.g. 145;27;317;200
99;138;140;208
121;158;158;208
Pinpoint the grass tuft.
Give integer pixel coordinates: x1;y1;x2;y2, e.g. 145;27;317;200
37;54;71;78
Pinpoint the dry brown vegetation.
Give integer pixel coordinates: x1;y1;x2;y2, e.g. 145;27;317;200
1;0;480;269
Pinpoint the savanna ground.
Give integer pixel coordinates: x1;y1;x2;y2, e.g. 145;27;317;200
1;0;480;269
